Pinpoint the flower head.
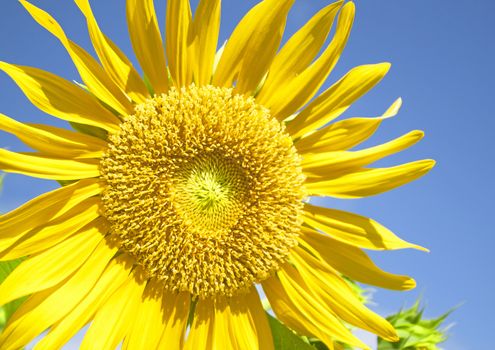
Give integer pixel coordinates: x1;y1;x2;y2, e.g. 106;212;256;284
0;0;434;349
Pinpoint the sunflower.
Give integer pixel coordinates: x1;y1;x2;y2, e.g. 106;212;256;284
0;0;434;349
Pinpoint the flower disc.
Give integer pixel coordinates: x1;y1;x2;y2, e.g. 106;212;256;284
101;85;306;298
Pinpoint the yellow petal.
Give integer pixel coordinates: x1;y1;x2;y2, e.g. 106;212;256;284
156;291;190;349
0;113;105;158
215;288;273;350
166;0;193;87
280;264;369;349
80;267;147;350
74;0;149;103
34;255;132;350
0;179;100;242
302;203;427;251
291;246;399;341
29;123;108;149
212;0;294;91
0;222;103;305
0;238;117;350
219;302;242;349
0;150;100;180
186;291;271;350
238;287;274;350
127;0;168;93
258;1;342;102
191;0;221;85
295;98;402;153
1;200;102;261
306;159;436;198
185;298;215;350
20;0;134;117
234;0;295;95
299;227;416;290
123;280;166;350
262;276;317;338
212;300;234;349
263;268;369;350
258;2;355;121
0;62;120;133
287;63;391;138
213;41;226;75
302;130;424;178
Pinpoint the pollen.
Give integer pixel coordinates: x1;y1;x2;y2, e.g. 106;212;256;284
100;85;306;299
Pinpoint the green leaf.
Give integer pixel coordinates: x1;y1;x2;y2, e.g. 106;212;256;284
310;339;356;350
310;340;330;350
267;313;316;350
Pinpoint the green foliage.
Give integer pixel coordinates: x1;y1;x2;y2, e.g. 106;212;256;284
309;339;354;350
267;313;316;350
377;300;453;350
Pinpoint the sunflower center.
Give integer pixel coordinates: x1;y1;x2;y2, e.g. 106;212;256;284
173;155;248;234
100;85;305;298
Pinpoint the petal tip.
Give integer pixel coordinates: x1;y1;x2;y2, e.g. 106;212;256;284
380;61;392;72
387;334;401;343
18;0;36;14
418;245;430;253
406;239;429;252
345;1;356;10
404;277;417;290
413;130;425;139
423;159;437;170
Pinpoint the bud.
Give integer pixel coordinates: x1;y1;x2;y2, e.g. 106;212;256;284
377;300;454;350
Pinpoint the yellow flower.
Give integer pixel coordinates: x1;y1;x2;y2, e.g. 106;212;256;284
0;0;434;349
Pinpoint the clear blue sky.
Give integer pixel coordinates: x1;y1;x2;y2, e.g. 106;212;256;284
0;1;493;349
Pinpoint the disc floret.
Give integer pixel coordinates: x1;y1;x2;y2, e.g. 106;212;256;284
101;85;305;298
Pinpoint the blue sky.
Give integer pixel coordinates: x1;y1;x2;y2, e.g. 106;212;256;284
0;0;494;349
